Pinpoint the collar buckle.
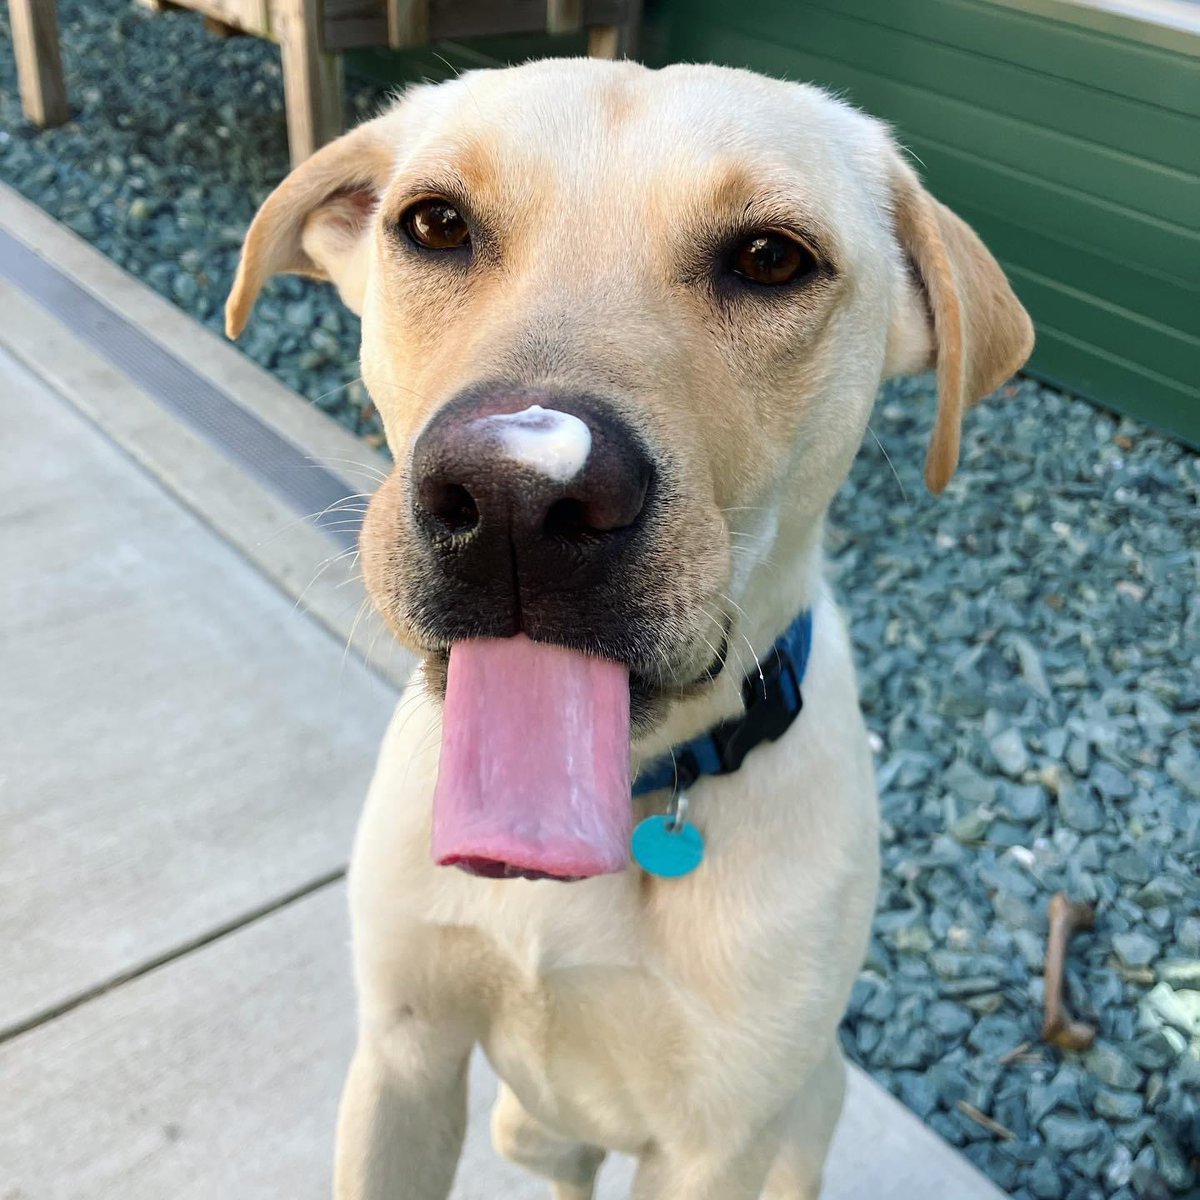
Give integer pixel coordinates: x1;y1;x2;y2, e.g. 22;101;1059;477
630;609;812;799
709;647;803;775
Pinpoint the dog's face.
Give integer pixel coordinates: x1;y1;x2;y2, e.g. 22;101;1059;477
228;61;1031;733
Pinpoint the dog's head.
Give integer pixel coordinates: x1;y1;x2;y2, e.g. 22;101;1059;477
228;60;1031;739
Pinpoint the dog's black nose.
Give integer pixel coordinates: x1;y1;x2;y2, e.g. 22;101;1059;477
411;387;653;608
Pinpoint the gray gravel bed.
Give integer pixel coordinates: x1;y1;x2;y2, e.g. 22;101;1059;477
831;380;1198;1199
3;3;1198;1197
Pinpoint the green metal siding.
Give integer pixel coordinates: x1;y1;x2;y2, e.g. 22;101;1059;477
641;0;1200;443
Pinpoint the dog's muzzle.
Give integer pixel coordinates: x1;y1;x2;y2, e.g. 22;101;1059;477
408;382;655;649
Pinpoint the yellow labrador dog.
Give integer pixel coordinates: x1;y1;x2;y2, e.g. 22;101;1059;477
227;59;1032;1200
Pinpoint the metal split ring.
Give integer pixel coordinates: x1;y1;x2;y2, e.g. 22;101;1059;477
666;790;689;834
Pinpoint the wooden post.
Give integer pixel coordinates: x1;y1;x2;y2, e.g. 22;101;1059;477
272;0;343;167
546;0;582;36
387;0;428;47
588;0;640;59
8;0;69;127
587;24;619;58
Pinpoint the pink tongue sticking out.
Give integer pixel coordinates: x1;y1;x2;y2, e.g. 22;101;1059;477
433;635;632;881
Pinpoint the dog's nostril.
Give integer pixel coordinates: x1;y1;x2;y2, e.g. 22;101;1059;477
423;482;480;534
544;477;651;543
544;498;602;544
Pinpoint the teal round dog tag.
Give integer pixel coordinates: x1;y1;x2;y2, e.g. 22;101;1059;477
631;814;705;878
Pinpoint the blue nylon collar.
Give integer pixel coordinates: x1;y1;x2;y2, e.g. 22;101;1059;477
632;609;814;797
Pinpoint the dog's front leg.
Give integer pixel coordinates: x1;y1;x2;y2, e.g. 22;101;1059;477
333;1018;471;1200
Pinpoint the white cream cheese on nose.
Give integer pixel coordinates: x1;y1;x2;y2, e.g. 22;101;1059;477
474;405;592;482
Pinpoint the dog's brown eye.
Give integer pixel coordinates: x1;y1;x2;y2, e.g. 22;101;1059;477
403;199;471;251
730;231;816;286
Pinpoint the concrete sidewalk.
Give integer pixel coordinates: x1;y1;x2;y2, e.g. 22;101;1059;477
0;190;1003;1200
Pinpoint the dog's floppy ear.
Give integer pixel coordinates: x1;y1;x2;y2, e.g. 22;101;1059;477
884;158;1034;493
225;117;397;338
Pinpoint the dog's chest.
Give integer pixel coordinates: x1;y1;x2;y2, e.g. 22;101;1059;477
462;873;805;1153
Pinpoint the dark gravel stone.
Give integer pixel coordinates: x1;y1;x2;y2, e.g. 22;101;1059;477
1067;739;1092;777
963;1143;1022;1192
998;782;1049;823
1095;1090;1145;1122
928;1111;966;1147
1113;931;1160;969
1093;762;1135;800
1106;1144;1135;1190
992;888;1047;931
1147;1125;1195;1193
1129;1146;1171;1199
1014;928;1046;971
929;1059;970;1111
896;1071;940;1119
1087;1044;1145;1092
986;820;1031;850
990;727;1031;778
854;1020;882;1058
951;807;993;843
860;979;897;1021
1128;1031;1180;1072
873;1024;940;1071
1164;742;1200;799
1177;919;1200;957
1109;850;1154;887
943;758;998;807
1029;1066;1087;1125
1057;782;1106;833
927;1000;975;1040
1041;1114;1103;1153
1076;1128;1120;1182
1135;877;1185;908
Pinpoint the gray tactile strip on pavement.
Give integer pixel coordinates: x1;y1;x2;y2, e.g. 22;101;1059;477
0;226;358;550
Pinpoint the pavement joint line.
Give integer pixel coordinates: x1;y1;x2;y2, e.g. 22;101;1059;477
0;868;348;1048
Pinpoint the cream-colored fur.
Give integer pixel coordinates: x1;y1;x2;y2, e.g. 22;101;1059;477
228;59;1032;1200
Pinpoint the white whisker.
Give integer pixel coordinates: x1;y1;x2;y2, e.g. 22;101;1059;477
866;422;908;502
340;596;373;681
303;455;389;484
716;590;765;692
292;547;360;615
311;375;365;405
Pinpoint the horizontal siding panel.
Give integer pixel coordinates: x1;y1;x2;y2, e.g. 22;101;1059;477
799;0;1200;117
907;138;1200;289
946;198;1200;339
663;26;1199;286
1031;326;1200;444
1005;266;1200;390
907;138;1200;290
679;0;1199;172
714;32;1199;230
